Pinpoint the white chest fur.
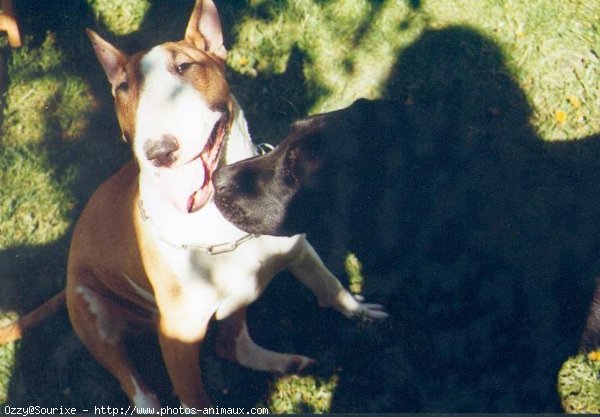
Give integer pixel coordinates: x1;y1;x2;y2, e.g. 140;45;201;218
139;198;305;320
158;228;303;319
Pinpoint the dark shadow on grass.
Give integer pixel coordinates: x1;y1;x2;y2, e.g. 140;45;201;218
318;26;600;412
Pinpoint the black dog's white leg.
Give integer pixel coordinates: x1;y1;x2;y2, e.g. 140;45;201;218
288;238;388;320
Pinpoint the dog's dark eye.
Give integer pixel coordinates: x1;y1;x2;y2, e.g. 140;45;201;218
176;62;192;75
116;81;129;93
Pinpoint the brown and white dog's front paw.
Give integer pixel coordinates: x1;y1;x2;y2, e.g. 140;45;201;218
216;309;318;374
273;354;318;375
232;348;317;375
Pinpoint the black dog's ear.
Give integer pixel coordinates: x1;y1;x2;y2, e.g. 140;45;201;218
286;137;324;185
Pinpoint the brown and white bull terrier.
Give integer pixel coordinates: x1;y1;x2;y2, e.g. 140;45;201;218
0;0;387;409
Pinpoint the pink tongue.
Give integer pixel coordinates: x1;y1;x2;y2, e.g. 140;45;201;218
156;159;207;213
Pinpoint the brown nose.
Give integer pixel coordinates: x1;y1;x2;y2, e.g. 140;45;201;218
144;135;179;167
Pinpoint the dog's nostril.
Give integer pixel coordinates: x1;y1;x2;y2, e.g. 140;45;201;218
144;135;179;167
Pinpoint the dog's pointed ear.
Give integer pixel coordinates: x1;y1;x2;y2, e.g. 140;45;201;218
185;0;227;61
86;29;128;87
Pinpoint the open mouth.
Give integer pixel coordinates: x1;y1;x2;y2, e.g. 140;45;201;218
186;117;227;213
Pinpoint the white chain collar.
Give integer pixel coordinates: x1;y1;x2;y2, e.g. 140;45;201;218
137;199;257;255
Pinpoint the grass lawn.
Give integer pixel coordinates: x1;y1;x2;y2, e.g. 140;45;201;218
1;0;600;412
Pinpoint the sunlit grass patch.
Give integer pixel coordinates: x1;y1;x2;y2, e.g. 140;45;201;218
394;0;600;140
500;0;600;140
2;75;93;144
230;0;600;140
345;253;364;295
558;353;600;413
87;0;150;35
0;33;86;249
230;0;419;112
0;146;74;249
0;345;15;403
267;374;339;414
1;34;96;146
0;313;17;404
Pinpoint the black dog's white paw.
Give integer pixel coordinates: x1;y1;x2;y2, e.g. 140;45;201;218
353;300;389;321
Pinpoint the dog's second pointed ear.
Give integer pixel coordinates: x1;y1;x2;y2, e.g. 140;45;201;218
86;29;128;87
185;0;227;61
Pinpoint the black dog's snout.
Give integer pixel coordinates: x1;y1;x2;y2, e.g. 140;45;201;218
144;135;179;167
214;165;263;198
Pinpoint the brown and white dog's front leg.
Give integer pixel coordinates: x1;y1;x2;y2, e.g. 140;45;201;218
156;302;215;408
289;238;389;320
216;307;317;374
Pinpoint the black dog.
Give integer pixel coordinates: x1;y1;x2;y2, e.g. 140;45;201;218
213;99;421;269
214;98;600;408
